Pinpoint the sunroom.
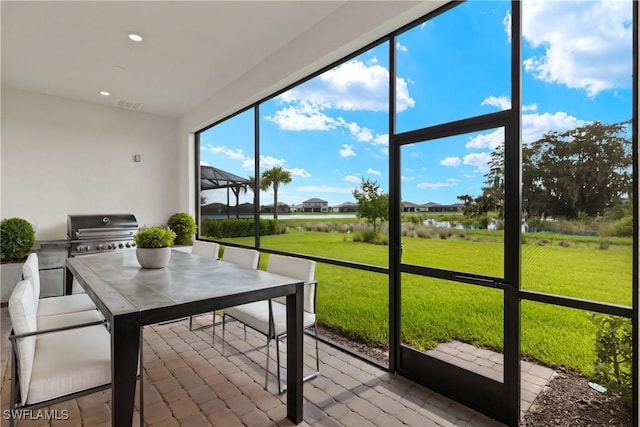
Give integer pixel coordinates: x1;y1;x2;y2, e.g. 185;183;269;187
1;1;637;426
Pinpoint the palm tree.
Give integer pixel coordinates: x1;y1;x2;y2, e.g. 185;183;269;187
260;167;292;220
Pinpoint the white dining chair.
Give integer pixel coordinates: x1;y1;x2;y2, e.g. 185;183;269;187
188;241;220;330
7;279;143;427
223;254;319;393
22;254;98;319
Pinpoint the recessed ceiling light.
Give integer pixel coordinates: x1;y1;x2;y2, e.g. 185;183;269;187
128;33;143;42
99;91;111;96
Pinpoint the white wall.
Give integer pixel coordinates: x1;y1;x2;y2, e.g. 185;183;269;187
1;87;180;240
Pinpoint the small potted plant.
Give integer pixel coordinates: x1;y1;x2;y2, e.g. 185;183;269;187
133;227;176;268
167;213;197;245
1;217;36;302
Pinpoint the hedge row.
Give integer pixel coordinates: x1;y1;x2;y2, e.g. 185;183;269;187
200;218;278;238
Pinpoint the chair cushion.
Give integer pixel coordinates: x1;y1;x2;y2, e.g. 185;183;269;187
27;324;111;405
225;300;316;337
21;253;40;310
36;294;96;317
37;310;104;330
8;280;38;406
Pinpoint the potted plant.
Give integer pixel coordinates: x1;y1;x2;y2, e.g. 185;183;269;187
1;217;36;302
167;213;197;245
133;227;175;268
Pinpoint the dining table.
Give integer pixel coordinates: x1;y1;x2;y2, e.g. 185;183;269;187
65;249;305;426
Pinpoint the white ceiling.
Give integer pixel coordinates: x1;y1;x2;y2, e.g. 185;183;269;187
1;1;444;118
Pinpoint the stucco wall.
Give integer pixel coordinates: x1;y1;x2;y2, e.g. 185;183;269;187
1;87;180;240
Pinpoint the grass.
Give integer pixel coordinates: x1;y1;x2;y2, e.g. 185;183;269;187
214;225;633;377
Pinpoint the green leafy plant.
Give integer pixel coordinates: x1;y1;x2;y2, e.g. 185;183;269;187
0;218;35;262
167;213;197;245
134;227;176;248
590;313;632;403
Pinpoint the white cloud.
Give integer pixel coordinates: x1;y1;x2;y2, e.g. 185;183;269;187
295;185;355;195
209;145;246;161
277;59;415;113
463;174;475;178
287;167;311;178
265;101;336;131
396;41;408;52
523;103;538;112
463;153;492;173
481;95;511;110
367;168;381;176
417;178;459;190
401;175;415;181
503;10;512;43
200;160;210;166
522;112;585;144
465;129;504;150
344;175;361;184
259;155;285;169
338;144;356;157
373;134;388;146
440;157;462;167
523;0;632;97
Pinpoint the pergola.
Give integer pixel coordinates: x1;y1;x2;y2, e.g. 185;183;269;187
200;165;253;218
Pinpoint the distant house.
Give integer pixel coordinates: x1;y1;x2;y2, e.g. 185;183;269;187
333;201;357;213
261;202;289;214
289;203;304;213
302;198;329;213
401;201;424;212
423;202;463;213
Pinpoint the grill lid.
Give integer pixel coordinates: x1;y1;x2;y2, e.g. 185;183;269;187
67;214;138;240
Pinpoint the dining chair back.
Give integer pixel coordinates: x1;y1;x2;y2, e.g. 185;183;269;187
222;246;260;269
191;240;220;259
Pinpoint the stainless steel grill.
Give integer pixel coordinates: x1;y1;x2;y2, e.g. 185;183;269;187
67;214;138;256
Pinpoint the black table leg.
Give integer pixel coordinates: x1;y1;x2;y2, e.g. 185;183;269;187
111;313;140;427
64;266;73;295
286;285;304;424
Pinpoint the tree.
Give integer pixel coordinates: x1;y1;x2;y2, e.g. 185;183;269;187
260;167;292;220
352;179;389;233
476;120;632;219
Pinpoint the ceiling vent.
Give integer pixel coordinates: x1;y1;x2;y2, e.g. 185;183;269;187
115;99;143;111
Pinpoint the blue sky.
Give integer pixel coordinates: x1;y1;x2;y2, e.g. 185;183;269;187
200;0;633;208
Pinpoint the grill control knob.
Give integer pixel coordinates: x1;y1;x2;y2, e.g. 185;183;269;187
125;242;131;248
118;243;124;249
97;244;104;251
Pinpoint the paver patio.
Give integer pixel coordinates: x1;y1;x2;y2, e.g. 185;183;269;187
1;307;554;426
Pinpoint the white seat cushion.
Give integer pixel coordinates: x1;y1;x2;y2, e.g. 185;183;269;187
37;310;104;330
36;294;96;317
225;300;316;337
192;241;219;258
27;324;111;405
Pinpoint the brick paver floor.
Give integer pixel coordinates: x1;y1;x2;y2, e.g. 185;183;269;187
1;308;553;426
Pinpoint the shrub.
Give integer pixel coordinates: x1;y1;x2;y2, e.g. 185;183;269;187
337;224;350;233
599;239;611;250
613;216;633;237
0;218;35;262
200;218;279;239
353;230;388;245
437;228;451;239
590;314;632;403
134;227;175;248
415;227;432;239
167;213;197;245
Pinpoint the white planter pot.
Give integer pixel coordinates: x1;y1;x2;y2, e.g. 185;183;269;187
136;247;171;269
1;262;25;303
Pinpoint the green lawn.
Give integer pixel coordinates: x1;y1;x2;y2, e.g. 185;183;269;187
218;227;633;376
